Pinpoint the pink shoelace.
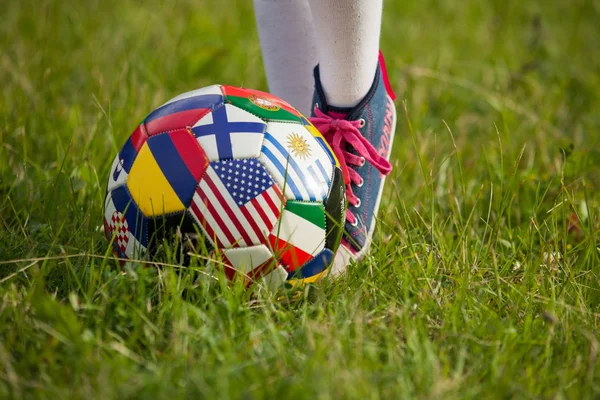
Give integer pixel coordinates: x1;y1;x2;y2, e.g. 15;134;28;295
310;107;392;226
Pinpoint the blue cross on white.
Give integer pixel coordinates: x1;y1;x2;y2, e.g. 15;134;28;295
191;104;267;160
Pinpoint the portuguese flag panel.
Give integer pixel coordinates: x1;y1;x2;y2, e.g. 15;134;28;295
222;85;303;123
269;201;326;271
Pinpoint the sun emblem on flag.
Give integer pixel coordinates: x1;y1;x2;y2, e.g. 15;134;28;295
249;94;280;111
287;132;311;160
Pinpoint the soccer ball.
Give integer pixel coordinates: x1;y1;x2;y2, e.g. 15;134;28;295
103;85;345;290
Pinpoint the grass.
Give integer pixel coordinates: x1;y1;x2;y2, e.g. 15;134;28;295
1;0;600;398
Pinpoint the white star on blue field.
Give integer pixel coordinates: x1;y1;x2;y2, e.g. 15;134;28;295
211;159;274;206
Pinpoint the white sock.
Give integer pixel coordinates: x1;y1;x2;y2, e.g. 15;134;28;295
308;0;382;108
253;0;318;116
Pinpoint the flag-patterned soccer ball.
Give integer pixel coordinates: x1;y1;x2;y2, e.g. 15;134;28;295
103;85;345;290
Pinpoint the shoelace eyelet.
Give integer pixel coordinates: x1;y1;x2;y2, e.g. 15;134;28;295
309;108;393;229
356;178;364;188
353;198;361;208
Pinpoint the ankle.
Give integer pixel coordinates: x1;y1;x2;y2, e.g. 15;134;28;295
320;74;373;109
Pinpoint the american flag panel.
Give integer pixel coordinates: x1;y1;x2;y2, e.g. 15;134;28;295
189;158;284;248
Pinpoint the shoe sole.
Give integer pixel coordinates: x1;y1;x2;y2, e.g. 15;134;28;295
329;94;398;277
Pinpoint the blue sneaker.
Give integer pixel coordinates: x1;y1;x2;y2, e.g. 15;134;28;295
309;52;397;275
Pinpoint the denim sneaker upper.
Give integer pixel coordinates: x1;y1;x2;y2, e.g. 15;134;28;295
309;59;396;256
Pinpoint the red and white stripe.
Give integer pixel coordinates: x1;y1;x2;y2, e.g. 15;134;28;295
189;166;284;248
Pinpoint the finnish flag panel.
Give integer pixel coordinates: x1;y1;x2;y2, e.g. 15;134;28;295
259;122;333;202
191;104;267;161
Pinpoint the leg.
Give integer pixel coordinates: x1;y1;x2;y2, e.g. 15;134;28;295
253;0;318;116
307;0;383;108
307;0;395;275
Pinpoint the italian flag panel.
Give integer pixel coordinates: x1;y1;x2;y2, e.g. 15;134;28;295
269;200;326;271
222;85;303;123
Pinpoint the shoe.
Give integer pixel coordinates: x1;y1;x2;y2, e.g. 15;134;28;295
309;52;397;276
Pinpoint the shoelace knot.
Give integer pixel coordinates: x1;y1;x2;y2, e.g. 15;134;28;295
309;107;392;226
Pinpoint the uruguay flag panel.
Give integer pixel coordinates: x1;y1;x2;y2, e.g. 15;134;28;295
191;104;267;161
304;123;340;169
144;85;224;136
259;122;333;202
189;159;284;249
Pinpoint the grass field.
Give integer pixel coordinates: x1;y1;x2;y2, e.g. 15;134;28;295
1;0;600;398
